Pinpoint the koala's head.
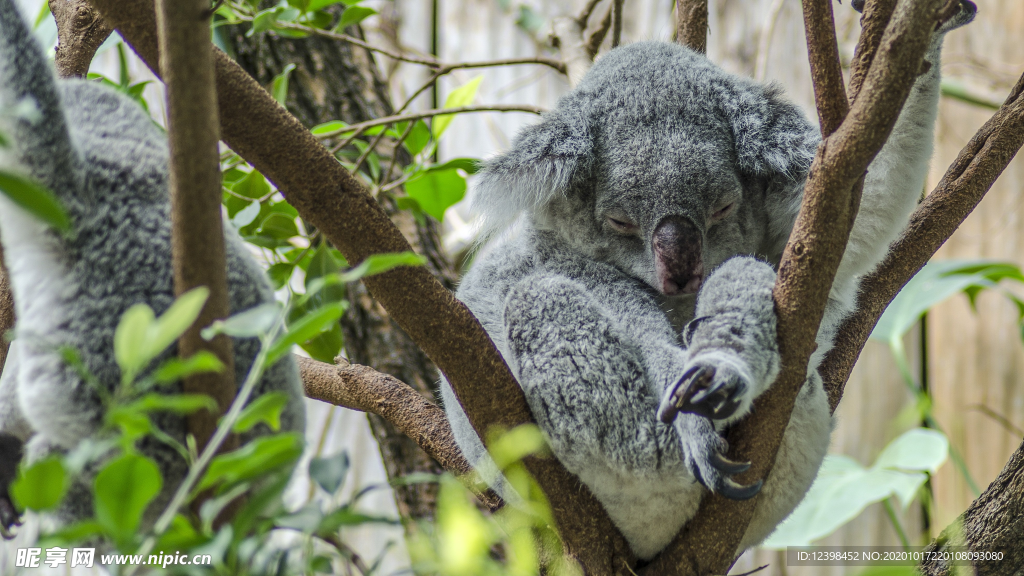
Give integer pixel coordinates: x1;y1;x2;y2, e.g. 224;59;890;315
474;42;819;296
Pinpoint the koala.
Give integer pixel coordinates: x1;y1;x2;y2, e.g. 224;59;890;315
0;0;305;534
440;2;976;561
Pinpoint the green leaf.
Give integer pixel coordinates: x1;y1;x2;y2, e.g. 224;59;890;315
202;303;281;339
761;428;949;548
198;433;303;492
336;5;376;30
248;8;280;36
515;5;545;33
308;0;349;10
233;392;290;433
267;263;295;290
310;120;350;136
432;157;481;175
298;322;344;362
115;303;156;380
304;243;345;310
257;212;300;239
317;508;397;535
433;76;482;138
267;303;346;364
94;454;162;542
872;260;998;342
404;167;466;221
0;171;71;233
11;458;66;511
230;170;271;200
152;351;225;383
272;63;297;105
156;514;206;551
231;200;261;228
874;428;948;474
148;287;210;359
130;393;218;415
309;451;349;495
339;251;426;282
400;120;432;156
114;287;209;383
275;503;324;532
106;408;153;439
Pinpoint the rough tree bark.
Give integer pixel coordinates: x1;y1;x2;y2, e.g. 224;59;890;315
222;10;451;522
156;0;236;454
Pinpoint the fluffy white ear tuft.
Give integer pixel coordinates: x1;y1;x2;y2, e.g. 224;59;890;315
472;109;592;239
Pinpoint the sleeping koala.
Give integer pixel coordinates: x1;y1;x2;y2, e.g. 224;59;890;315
0;0;305;533
441;1;976;560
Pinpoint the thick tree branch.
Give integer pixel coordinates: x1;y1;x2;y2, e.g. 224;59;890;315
848;0;898;103
920;437;1024;575
155;0;235;451
86;0;632;572
821;72;1024;410
48;0;111;78
674;0;707;53
646;1;946;574
298;356;503;511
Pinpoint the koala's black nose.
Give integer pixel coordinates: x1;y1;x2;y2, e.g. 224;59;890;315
653;216;704;296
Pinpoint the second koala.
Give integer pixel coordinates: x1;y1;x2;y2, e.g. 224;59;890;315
441;2;976;560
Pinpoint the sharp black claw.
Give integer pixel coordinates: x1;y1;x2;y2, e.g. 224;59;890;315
710;452;751;475
719;479;763;501
659;365;711;423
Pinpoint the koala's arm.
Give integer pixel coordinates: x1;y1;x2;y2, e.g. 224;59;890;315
830;4;975;305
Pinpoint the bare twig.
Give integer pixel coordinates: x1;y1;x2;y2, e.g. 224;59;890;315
611;0;624;48
314;105;545;140
155;0;235;452
88;1;633;571
821;72;1024;410
675;0;708;53
577;0;604;28
49;0;112;78
585;3;614;57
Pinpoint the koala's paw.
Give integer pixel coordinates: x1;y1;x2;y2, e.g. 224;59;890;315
676;414;762;500
658;362;749;424
937;0;976;33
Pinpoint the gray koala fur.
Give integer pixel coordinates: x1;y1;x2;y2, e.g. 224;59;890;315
0;0;305;532
441;2;976;560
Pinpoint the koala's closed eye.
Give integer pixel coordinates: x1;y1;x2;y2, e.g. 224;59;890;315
605;210;639;235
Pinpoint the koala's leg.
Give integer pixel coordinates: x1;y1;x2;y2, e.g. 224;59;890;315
831;1;976;305
503;274;685;478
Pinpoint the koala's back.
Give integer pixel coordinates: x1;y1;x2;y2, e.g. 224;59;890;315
8;81;305;462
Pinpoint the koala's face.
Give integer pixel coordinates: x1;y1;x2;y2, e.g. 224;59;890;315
475;42;817;296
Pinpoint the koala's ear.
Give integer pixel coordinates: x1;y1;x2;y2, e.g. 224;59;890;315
728;83;819;184
472;108;592;236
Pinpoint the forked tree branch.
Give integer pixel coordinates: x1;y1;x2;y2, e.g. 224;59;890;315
48;0;111;78
646;1;944;573
821;71;1024;409
84;0;634;572
155;0;236;452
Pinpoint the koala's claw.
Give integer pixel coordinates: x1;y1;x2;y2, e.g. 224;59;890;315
677;415;763;500
658;364;747;424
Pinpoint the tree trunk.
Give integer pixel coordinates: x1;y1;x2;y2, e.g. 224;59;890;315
223;11;453;522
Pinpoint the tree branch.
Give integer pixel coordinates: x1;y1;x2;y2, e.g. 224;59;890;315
802;0;848;135
820;71;1024;410
847;0;897;103
584;3;614;59
920;437;1024;575
48;0;112;78
611;0;624;49
86;0;633;571
298;355;503;511
674;0;707;53
155;0;235;452
646;1;947;573
313;105;545;140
